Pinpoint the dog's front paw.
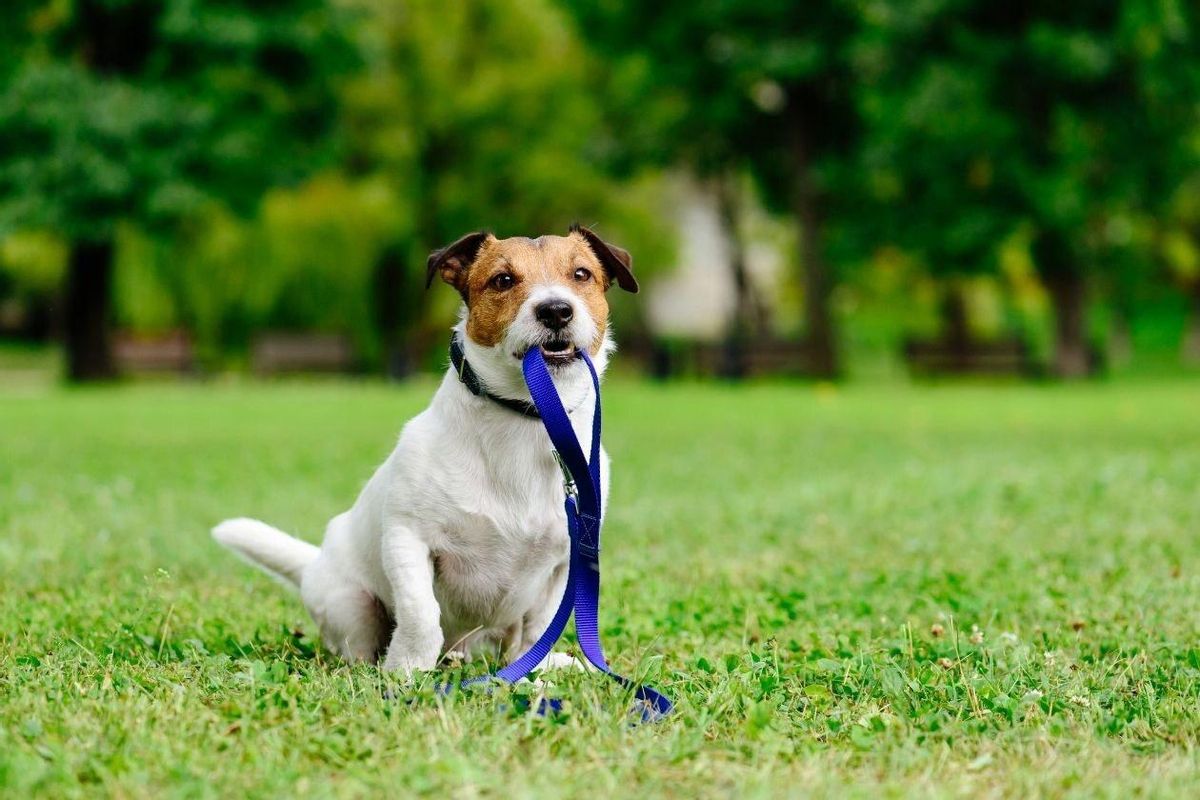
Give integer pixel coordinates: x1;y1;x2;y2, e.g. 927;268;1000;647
536;651;586;672
381;647;439;671
382;651;438;676
439;648;468;666
382;627;442;675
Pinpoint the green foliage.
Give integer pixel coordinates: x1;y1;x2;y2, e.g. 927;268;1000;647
562;1;870;376
110;0;675;359
0;0;352;242
340;0;674;331
1163;174;1200;286
114;175;403;359
345;0;609;237
855;0;1200;280
1;0;1198;370
3;380;1200;794
0;231;65;295
565;0;859;182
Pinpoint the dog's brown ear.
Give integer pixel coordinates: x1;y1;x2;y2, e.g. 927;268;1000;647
572;224;639;293
426;231;491;294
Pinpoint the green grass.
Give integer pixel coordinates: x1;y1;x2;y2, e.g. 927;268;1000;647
2;377;1200;798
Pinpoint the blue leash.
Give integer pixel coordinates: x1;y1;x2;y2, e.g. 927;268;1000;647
451;348;672;722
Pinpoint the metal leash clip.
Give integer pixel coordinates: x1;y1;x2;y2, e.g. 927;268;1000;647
551;449;578;501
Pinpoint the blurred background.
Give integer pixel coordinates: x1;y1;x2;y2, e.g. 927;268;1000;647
1;0;1198;385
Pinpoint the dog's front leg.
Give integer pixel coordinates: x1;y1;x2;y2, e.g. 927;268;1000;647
380;526;443;673
520;561;584;672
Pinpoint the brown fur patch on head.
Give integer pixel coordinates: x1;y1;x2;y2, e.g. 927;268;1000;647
426;231;492;294
458;234;612;353
571;224;639;293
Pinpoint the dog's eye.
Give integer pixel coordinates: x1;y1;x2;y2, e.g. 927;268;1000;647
490;273;515;291
573;267;593;283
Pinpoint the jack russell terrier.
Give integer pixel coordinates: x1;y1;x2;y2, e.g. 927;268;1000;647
213;225;638;674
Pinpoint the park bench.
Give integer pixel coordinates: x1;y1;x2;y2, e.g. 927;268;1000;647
630;337;817;379
0;294;53;341
251;332;355;375
902;337;1039;378
113;330;196;374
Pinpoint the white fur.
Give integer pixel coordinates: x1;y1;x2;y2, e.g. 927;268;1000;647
213;285;609;673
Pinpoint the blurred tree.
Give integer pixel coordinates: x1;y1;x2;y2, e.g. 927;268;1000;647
117;180;401;367
0;0;350;380
1164;173;1200;363
339;0;671;377
561;0;864;378
854;4;1013;351
856;0;1199;377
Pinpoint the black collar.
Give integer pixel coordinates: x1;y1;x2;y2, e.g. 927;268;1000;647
449;334;541;418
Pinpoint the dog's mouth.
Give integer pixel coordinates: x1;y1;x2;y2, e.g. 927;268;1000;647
516;339;578;366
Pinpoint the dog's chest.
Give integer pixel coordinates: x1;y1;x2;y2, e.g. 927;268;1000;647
431;447;570;624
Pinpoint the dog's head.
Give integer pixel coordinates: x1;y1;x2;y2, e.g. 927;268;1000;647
427;225;637;397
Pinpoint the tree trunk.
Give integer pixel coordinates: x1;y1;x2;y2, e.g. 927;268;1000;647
942;282;972;371
788;108;838;379
1183;281;1200;366
715;174;768;335
372;243;413;379
714;173;766;379
1045;271;1090;379
64;240;118;382
1108;302;1133;368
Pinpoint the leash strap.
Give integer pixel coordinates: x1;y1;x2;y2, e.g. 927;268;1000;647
456;349;671;722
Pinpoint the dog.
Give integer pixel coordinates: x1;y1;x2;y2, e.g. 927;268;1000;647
213;225;638;674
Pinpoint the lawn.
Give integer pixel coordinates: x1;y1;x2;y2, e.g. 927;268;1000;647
2;377;1199;797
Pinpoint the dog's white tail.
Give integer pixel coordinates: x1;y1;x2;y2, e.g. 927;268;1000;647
211;517;319;588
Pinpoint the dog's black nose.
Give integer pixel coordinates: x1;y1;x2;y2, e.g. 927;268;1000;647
535;300;574;331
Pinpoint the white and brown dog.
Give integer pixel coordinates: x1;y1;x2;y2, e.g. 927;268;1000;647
213;225;637;673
